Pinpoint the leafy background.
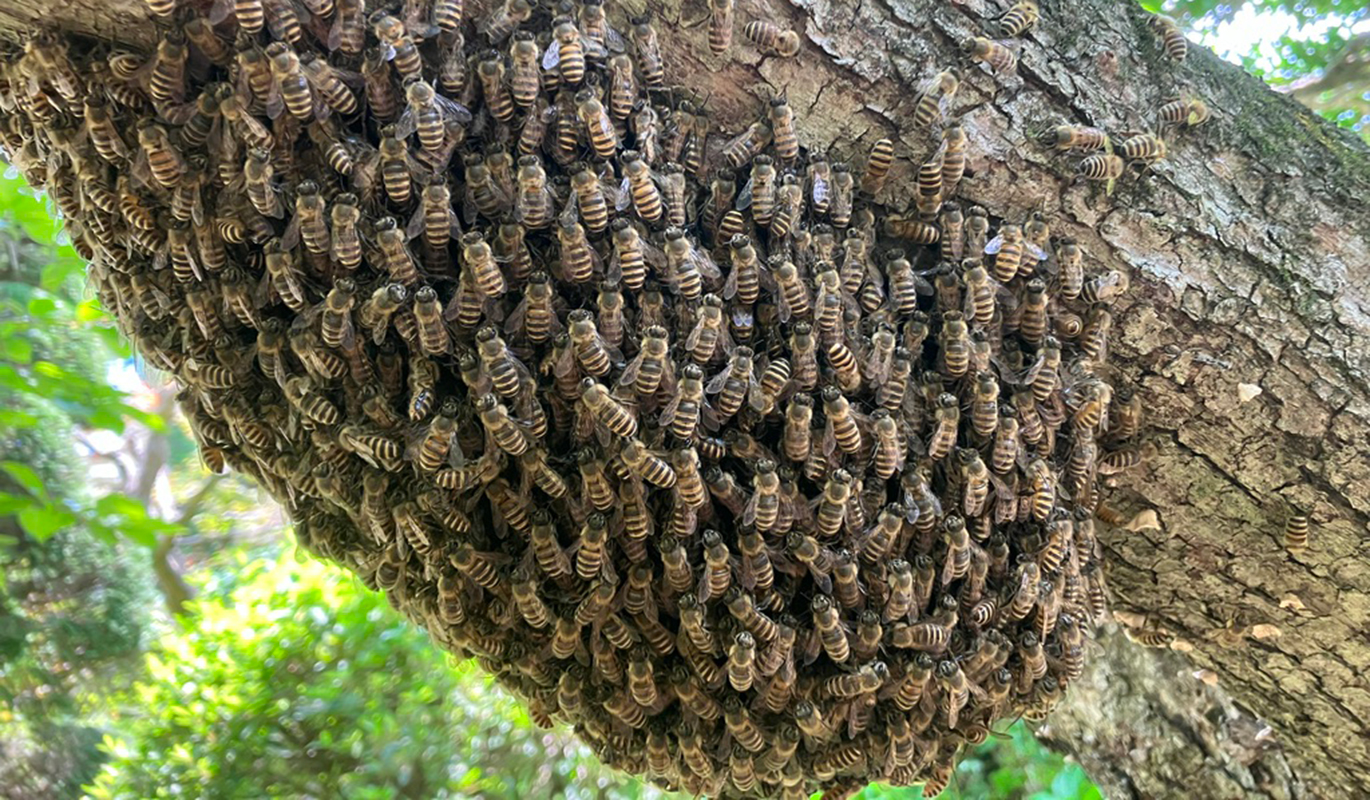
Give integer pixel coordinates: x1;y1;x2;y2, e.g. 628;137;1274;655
0;0;1363;796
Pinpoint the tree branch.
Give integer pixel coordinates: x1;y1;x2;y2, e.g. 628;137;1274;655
0;0;1366;792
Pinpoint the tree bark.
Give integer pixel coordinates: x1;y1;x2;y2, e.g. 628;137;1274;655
3;0;1368;794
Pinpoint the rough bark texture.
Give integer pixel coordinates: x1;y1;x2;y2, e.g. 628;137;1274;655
4;0;1369;795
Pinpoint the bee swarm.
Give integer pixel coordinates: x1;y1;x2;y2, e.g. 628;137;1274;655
0;0;1154;796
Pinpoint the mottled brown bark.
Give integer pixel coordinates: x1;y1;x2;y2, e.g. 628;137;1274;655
3;0;1368;795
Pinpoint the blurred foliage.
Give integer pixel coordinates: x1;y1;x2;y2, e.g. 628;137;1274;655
0;173;158;798
0;174;176;547
87;556;673;800
87;553;1097;800
1139;0;1370;136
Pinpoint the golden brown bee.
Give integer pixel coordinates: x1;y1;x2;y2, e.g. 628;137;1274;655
629;12;666;87
1159;94;1211;129
1151;14;1188;60
884;214;940;245
1118;132;1168;167
707;0;736;54
575;90;618;161
727;630;757;691
1285;513;1309;554
1080;152;1125;192
964;36;1018;71
999;0;1040;36
620;150;663;223
742;20;801;57
1080;306;1113;361
721;121;773;171
1043;124;1109;151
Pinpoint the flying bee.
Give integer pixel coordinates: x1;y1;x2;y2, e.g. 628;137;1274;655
629;12;666;87
742;21;801;56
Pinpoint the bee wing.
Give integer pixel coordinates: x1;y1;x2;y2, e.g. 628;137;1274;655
984;234;1006;255
657;394;682;426
435;93;474;125
552;343;580;378
603;25;627;53
722;263;740;300
208;0;234;24
615;176;633;211
810;174;828;205
642;239;668;271
394;108;418;139
735;176;754;210
559;195;581;226
580;34;609;61
541;40;562;70
1027;242;1050;260
704;367;732;394
691;250;722;282
404;204;428;240
605;251;623;284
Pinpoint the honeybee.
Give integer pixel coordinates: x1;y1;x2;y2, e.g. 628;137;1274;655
742;21;800;56
721;121;773;171
397;80;472;157
1151;14;1187;60
1043;124;1109;151
912;70;958;128
1080;152;1125;193
1159;93;1211;129
707;0;735;53
629;12;666;87
965;36;1018;71
999;0;1040;36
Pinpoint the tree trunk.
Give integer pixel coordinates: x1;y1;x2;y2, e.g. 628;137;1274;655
4;0;1368;794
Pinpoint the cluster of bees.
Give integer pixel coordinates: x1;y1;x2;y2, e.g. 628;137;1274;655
0;0;1173;795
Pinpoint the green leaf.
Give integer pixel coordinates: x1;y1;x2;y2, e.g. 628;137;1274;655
94;494;151;518
0;461;48;500
2;336;33;364
0;490;35;515
40;258;85;293
26;295;58;319
75;298;110;323
16;503;76;540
